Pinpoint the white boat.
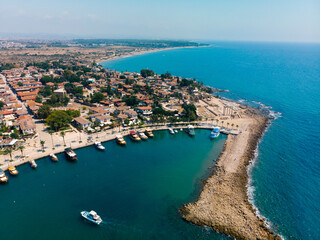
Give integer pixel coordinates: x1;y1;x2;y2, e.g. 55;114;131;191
145;129;154;138
186;125;195;136
210;127;220;139
168;128;175;134
116;134;126;145
94;142;105;150
30;160;37;168
0;169;8;183
174;129;178;133
49;153;58;162
81;210;102;225
138;131;148;140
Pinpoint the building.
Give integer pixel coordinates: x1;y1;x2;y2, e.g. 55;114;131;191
73;116;93;129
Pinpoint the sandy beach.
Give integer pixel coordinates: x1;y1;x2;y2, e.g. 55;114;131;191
181;115;281;240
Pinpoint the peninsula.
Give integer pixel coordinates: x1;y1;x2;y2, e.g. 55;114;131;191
0;41;278;240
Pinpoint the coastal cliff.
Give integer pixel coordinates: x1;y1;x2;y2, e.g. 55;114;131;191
181;116;281;240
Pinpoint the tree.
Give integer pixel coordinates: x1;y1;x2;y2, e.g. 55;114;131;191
0;101;5;110
140;69;154;78
40;140;45;152
37;105;52;119
231;123;234;129
19;146;25;156
91;92;105;103
17;81;23;86
46;110;73;130
161;72;172;79
60;131;66;146
49;130;54;149
5;148;13;161
182;104;198;121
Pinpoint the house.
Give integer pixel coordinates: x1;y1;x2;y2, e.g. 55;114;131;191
135;106;152;116
53;88;66;97
95;115;112;124
73;117;92;129
18;118;36;135
124;110;138;119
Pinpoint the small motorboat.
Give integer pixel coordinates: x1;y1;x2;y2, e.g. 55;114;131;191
94;142;105;150
186;125;195;136
138;131;148;140
8;166;18;176
210;127;220;139
168;128;175;134
49;153;58;162
116;135;126;145
64;148;77;161
30;160;37;168
81;210;102;225
145;129;154;138
129;131;141;141
174;129;178;133
0;169;8;183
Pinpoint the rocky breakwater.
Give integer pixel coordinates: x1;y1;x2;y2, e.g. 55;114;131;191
181;116;281;240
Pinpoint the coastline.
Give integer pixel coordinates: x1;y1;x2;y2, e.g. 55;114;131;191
181;115;281;240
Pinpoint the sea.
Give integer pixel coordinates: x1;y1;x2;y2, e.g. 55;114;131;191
101;42;320;240
1;42;319;240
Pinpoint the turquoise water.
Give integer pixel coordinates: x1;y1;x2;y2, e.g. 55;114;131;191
102;42;320;240
0;130;228;240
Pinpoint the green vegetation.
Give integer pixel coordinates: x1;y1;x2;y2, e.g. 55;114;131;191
182;104;198;121
64;83;83;98
91;92;105;103
0;101;5;110
0;63;16;71
140;69;155;78
46;110;79;131
122;96;139;107
37;105;52;119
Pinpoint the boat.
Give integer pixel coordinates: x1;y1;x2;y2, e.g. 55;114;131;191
81;210;102;225
116;135;126;145
186;125;195;136
8;166;18;175
94;142;105;150
129;131;141;141
145;129;154;138
138;131;148;140
49;153;58;162
210;127;220;139
0;169;8;183
64;148;77;161
30;160;37;168
168;128;175;134
174;129;178;133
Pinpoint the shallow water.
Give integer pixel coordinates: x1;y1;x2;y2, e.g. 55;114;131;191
102;42;320;239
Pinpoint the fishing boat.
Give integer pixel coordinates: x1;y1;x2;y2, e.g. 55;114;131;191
168;128;175;134
64;148;77;161
186;125;195;136
129;131;141;141
8;166;18;175
116;134;126;145
30;160;37;168
210;127;220;139
81;210;102;225
145;129;154;138
94;142;105;150
49;153;58;162
138;131;148;140
0;169;8;183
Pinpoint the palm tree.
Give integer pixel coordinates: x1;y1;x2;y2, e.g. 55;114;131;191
231;123;234;129
19;145;25;156
216;119;219;126
221;121;224;127
60;131;66;146
40;140;45;152
49;130;54;149
6;148;13;161
236;125;239;129
227;122;230;129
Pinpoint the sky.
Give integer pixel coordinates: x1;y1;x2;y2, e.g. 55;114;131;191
0;0;319;42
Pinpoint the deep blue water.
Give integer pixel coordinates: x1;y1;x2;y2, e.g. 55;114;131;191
101;42;320;240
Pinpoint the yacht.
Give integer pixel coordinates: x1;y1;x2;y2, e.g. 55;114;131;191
94;142;105;150
30;160;37;168
116;135;126;145
186;125;195;136
81;210;102;225
49;153;58;162
145;129;154;138
138;131;148;140
210;127;220;139
168;128;175;134
8;166;18;175
129;131;141;141
64;148;77;161
0;169;8;183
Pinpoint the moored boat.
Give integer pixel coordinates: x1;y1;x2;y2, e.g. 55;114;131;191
64;148;77;161
210;127;220;139
186;125;195;136
81;210;102;225
0;169;8;183
94;142;105;150
129;131;141;141
116;134;126;145
30;160;37;168
138;131;148;140
8;166;18;175
145;129;154;138
49;153;58;162
168;128;175;134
